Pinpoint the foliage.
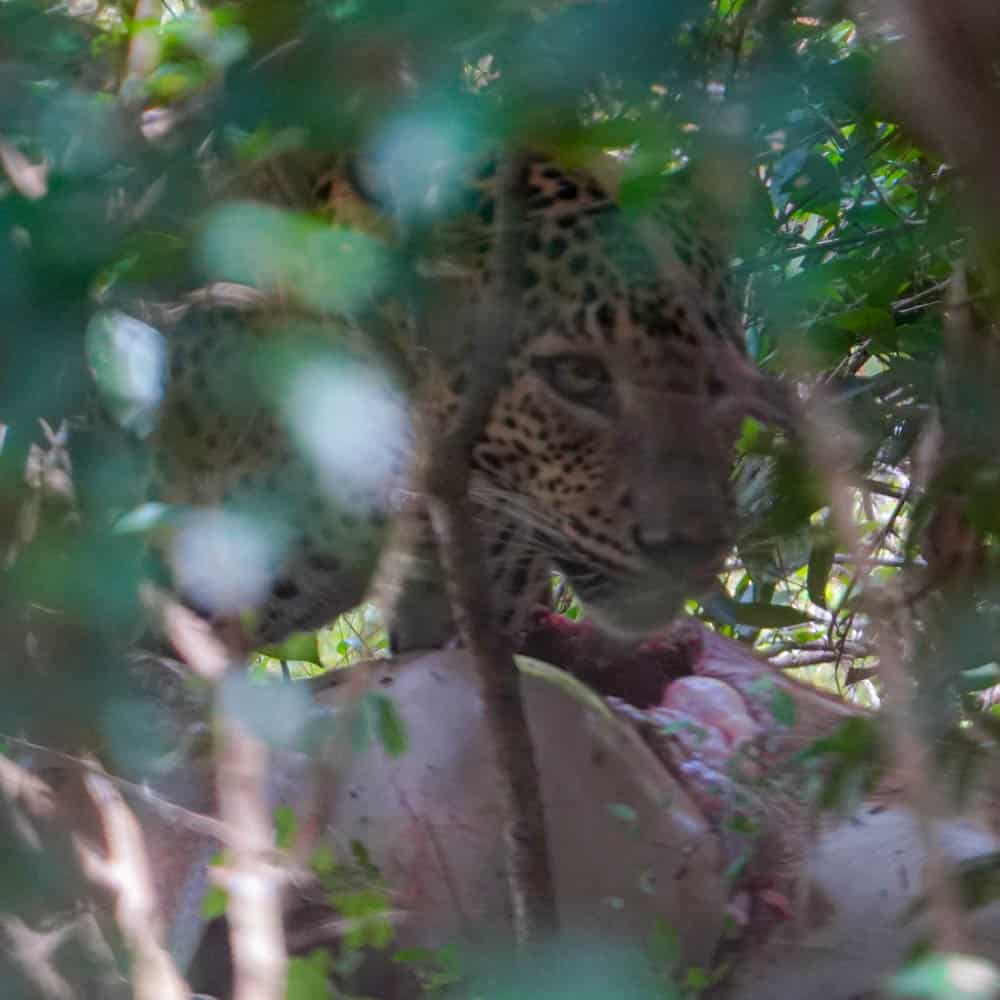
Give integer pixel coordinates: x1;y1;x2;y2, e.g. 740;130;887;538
888;953;1000;1000
3;0;1000;995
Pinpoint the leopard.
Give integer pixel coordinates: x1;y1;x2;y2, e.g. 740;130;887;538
132;150;778;653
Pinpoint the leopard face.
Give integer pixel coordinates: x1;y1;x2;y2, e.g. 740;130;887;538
445;157;760;638
142;152;769;647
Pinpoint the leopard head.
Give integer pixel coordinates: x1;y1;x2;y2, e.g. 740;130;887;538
449;157;774;637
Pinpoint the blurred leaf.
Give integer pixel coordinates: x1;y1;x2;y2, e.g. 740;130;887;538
957;663;1000;694
198;202;392;315
393;944;463;992
331;888;395;951
286;949;335;1000
355;691;407;758
796;717;883;812
833;306;896;349
275;805;298;850
202;849;229;919
766;685;797;728
779;154;840;220
724;812;760;837
201;884;229;921
258;630;323;666
647;916;680;973
350;839;381;878
711;597;814;629
807;533;836;609
888;953;1000;1000
607;802;638;825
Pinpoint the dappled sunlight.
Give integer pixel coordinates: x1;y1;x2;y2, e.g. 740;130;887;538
167;508;287;618
283;358;408;509
6;0;1000;997
86;310;167;437
197;201;391;315
362;107;484;222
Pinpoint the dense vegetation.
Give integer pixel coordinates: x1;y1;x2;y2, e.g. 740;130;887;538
3;0;1000;997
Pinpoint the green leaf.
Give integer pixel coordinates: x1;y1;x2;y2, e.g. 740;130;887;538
201;884;229;920
309;842;336;880
647;916;680;972
332;888;395;951
832;306;896;347
807;534;836;609
656;719;709;743
888;953;1000;1000
898;321;943;356
904;852;1000;920
808;322;857;360
198;204;391;316
371;692;408;758
274;804;298;850
717;0;748;15
958;663;1000;694
723;812;760;836
393;944;463;991
607;802;639;825
780;154;840;218
714;598;814;629
769;686;798;728
798;716;880;763
258;630;322;666
796;717;883;812
201;849;229;918
350;838;381;878
286;949;335;1000
684;965;711;991
749;676;798;728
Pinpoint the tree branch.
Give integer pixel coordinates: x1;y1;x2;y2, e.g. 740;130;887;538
420;150;559;946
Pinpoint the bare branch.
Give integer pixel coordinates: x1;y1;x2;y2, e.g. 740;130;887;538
0;916;78;1000
419;150;559;946
798;385;968;954
73;762;189;1000
212;707;287;1000
161;605;288;1000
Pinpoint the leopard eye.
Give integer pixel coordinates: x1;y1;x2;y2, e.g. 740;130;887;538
533;353;614;413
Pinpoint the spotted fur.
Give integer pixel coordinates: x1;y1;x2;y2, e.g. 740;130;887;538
145;152;769;647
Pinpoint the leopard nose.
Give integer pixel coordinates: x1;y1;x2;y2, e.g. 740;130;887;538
631;498;731;557
632;524;729;559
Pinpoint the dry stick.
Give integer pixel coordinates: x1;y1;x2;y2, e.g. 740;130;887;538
0;915;79;1000
0;732;232;845
420;150;558;946
801;388;968;954
213;706;287;1000
0;754;188;999
74;762;189;1000
161;604;288;1000
123;0;162;97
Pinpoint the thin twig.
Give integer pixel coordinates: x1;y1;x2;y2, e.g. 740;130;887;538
122;0;162;98
74;762;189;1000
799;385;968;953
739;225;910;272
0;754;188;998
0;733;231;845
872;601;967;953
213;705;287;1000
0;916;79;1000
420;150;558;946
162;607;288;1000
